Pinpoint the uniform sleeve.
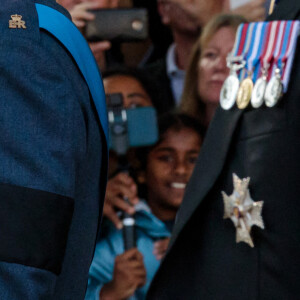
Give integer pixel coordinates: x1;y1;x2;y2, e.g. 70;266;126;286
0;11;87;299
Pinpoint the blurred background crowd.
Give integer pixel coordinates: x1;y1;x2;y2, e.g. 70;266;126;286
57;0;268;299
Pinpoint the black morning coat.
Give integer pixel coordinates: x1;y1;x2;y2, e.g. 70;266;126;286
0;0;107;299
147;1;300;299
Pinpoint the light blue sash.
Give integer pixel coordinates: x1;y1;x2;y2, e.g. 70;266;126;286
35;3;108;148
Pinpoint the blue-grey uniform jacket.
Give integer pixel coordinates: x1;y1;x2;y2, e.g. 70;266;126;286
0;0;107;299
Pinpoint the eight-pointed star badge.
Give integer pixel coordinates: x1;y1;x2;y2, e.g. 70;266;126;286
222;174;264;247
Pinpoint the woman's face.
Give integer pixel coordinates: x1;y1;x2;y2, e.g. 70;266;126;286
145;127;201;220
197;26;236;105
104;75;152;108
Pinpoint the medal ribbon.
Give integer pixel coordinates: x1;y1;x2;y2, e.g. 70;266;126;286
273;21;289;69
282;21;300;91
251;22;269;82
227;23;249;76
246;22;260;72
243;22;261;78
236;23;250;57
269;21;289;80
258;21;280;80
240;23;256;80
231;24;244;58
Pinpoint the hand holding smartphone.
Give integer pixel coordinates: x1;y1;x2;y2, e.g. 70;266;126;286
84;8;148;42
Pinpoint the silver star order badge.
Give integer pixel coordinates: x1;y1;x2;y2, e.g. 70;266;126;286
222;174;264;248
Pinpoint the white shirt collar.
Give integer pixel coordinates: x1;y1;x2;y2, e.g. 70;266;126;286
166;43;181;76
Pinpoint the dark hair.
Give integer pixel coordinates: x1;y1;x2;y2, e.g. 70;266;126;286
133;111;204;198
134;111;205;180
102;67;158;106
156;111;205;145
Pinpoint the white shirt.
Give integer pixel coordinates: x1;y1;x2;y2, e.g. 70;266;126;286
166;43;186;106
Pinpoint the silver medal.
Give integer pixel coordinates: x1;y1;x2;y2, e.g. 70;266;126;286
265;68;283;107
220;73;240;110
251;76;267;108
220;59;245;110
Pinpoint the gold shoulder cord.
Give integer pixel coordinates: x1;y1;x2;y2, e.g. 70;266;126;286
269;0;276;15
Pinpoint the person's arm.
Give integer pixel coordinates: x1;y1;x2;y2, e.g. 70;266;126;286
69;0;119;70
223;0;266;22
103;173;139;229
0;7;87;297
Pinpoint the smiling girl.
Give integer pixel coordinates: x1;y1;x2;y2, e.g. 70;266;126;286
85;112;204;300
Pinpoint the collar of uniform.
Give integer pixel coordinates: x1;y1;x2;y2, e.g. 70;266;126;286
35;0;72;20
166;43;184;77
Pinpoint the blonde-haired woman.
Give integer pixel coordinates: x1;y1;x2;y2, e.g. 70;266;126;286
180;14;246;128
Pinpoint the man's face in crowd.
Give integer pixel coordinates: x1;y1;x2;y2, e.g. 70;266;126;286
145;127;201;219
158;0;200;36
167;0;224;27
104;75;152;108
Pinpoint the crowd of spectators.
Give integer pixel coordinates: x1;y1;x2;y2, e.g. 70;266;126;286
57;0;267;299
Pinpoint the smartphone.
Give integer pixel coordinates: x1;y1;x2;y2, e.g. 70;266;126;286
107;94;158;155
85;8;148;42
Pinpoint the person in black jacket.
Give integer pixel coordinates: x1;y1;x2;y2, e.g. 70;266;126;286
147;1;300;299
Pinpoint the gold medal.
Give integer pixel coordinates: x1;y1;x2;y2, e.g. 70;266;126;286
236;76;253;109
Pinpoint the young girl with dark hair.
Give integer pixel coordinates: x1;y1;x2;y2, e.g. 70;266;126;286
85;112;204;300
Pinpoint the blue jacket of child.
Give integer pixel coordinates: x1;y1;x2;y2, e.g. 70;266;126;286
85;201;172;300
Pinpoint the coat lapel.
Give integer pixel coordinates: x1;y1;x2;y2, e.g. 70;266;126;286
167;0;300;251
168;106;243;249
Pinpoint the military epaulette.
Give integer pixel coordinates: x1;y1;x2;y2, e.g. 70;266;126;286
3;0;40;42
